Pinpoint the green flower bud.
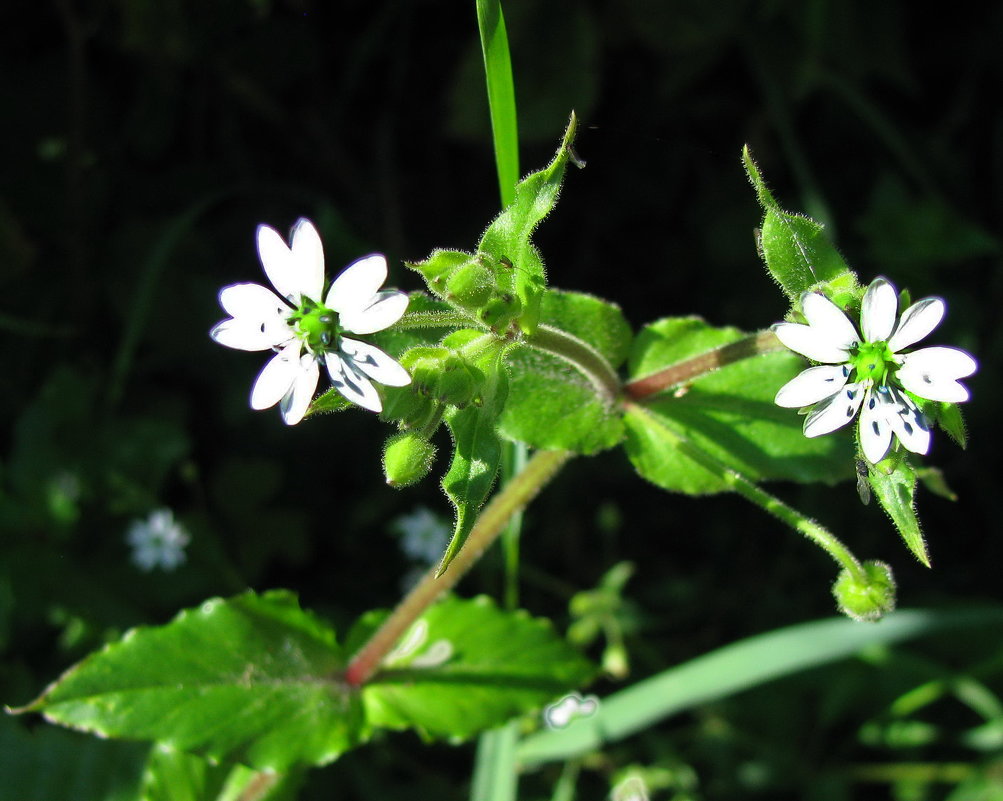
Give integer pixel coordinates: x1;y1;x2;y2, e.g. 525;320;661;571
434;355;484;408
479;292;522;332
383;431;436;488
406;249;470;296
380;383;434;427
445;262;495;308
832;560;896;622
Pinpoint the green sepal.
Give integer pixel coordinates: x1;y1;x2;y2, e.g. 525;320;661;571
866;454;930;566
932;401;967;448
832;560;897;622
743;146;859;305
625;317;852;494
501;289;630;454
477;113;581;335
438;341;509;574
406;249;474;299
359;596;595;740
15;590;364;771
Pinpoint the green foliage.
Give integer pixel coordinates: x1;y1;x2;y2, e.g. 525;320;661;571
362;596;594;739
866;456;929;566
625;317;852;494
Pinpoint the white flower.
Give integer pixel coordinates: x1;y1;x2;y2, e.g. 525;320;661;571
210;218;411;424
126;509;190;572
773;277;976;463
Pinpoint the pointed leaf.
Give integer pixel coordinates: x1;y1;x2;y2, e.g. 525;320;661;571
743;146;858;303
501;290;630;454
625;317;852;494
362;596;595;739
18;591;363;771
866;457;930;566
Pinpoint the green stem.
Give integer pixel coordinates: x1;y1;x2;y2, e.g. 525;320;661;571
625;330;785;401
526;324;622;405
625;402;865;581
344;449;573;686
395;309;474;330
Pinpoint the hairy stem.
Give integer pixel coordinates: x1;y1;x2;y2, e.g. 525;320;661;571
625;330;785;401
344;449;573;687
526;324;622;405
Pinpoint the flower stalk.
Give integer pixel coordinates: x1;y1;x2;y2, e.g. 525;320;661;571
344;448;574;687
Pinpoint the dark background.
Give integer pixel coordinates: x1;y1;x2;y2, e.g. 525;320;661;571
2;1;1000;798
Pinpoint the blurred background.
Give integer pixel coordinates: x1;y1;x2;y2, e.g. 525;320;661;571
2;1;1000;798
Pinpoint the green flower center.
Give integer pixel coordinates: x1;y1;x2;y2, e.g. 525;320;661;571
849;340;896;385
288;300;341;354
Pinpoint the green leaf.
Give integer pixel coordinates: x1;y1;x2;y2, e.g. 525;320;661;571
19;591;363;771
478;113;581;335
743;146;858;304
363;596;594;740
625;317;852;494
500;290;630;454
439;344;508;573
516;606;1003;767
139;746;302;801
867;457;930;566
476;0;520;207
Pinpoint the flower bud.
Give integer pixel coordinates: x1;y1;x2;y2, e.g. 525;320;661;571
383;431;436;488
479;292;522;332
434;356;484;408
832;560;896;622
445;262;495;308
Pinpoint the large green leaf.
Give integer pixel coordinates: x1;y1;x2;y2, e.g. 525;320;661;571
477;113;581;334
500;290;630;454
625;317;852;494
19;591;362;771
743;146;858;304
867;456;930;566
362;596;594;740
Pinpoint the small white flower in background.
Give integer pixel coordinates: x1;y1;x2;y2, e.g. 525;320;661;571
773;277;977;463
544;692;600;729
127;509;190;572
391;506;451;565
210;218;411;424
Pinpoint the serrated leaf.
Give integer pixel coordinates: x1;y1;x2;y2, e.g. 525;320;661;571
478;113;581;334
500;290;630;454
363;596;594;739
19;591;363;771
625;317;852;494
867;457;930;566
439;345;508;573
743;146;858;303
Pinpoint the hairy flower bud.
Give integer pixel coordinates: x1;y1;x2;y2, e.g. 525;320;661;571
383;432;437;488
832;560;896;622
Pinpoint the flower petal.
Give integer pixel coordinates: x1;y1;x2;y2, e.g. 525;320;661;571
250;343;303;410
326;254;388;314
279;353;320;425
340;290;409;335
325;353;383;412
219;283;290;320
860;277;898;343
887;297;945;352
897;346;977;402
289;219;326;301
211;318;292;351
858;386;895;463
885;388;930;455
773;322;853;363
339;337;412;386
801;292;859;350
256;224;299;303
803;381;866;437
775;364;850;408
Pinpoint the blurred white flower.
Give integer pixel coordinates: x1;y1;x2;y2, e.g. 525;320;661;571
126;509;190;572
391;507;450;565
544;692;599;729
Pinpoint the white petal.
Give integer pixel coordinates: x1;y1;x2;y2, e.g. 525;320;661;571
219;283;290;321
860;278;898;343
211;318;292;351
885;388;931;455
339;337;412;386
803;381;866;437
279;354;320;425
897;347;977;402
326;254;388;314
289;219;325;301
340;290;409;335
250;343;303;410
325;353;383;412
773;322;852;363
887;297;945;352
256;224;300;303
858;386;894;463
775;364;850;408
801;292;859;350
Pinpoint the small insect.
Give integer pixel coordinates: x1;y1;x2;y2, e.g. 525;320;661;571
855;459;871;505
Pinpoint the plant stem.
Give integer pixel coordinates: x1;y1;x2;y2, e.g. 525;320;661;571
395;309;473;330
625;330;785;401
526;324;622;405
344;449;573;687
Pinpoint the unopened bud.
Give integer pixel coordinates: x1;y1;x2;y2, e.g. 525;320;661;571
445;262;495;307
832;560;896;622
383;432;436;488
